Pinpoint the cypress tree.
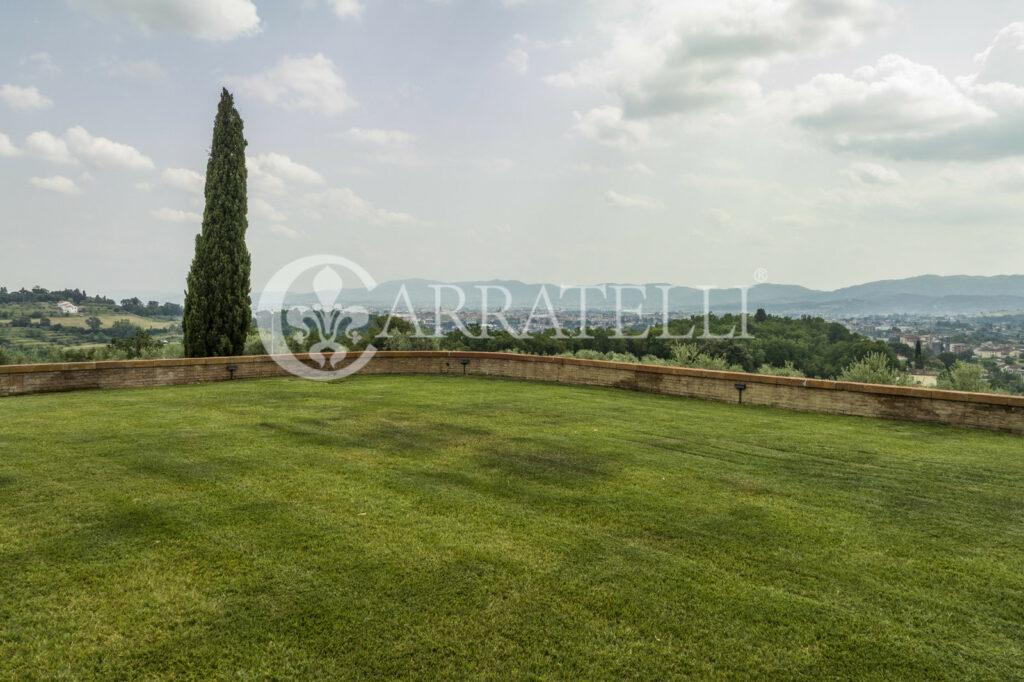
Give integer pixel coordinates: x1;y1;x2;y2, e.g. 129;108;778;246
183;88;251;357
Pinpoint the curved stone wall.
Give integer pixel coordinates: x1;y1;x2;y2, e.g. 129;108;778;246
1;351;1022;434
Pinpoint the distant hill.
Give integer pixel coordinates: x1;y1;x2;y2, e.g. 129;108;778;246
832;275;1024;299
13;274;1023;317
266;274;1024;316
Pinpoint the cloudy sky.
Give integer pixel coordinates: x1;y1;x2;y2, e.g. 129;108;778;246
2;0;1023;297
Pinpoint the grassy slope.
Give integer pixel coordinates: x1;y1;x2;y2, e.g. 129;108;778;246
0;313;178;350
0;376;1022;680
34;313;174;329
0;303;175;329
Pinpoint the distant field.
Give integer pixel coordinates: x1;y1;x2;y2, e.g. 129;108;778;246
0;313;179;351
1;376;1022;679
2;313;175;329
0;300;177;330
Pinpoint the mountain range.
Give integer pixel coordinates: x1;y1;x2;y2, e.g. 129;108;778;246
251;274;1024;316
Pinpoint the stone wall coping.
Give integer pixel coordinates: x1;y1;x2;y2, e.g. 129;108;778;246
2;350;1022;408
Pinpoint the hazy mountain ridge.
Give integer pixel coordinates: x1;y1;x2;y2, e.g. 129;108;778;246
262;274;1024;316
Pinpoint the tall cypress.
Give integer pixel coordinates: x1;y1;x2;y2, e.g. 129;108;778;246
183;88;251;357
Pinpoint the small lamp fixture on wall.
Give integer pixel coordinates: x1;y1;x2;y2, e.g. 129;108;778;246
734;382;746;404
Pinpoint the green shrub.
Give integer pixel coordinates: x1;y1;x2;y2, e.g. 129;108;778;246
937;361;989;393
756;362;806;378
838;352;911;385
670;344;742;372
242;331;267;356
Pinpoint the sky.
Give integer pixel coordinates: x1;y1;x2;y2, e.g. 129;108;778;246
1;0;1024;299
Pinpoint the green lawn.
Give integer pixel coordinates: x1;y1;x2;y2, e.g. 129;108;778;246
1;376;1022;680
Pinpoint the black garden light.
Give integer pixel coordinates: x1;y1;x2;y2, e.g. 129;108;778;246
734;382;746;404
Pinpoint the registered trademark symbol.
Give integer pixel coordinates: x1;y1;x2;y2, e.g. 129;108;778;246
753;268;769;283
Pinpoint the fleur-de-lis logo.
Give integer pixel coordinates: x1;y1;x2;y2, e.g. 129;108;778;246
286;267;371;367
258;255;379;381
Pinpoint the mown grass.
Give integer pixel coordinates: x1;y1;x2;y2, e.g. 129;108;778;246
1;375;1022;680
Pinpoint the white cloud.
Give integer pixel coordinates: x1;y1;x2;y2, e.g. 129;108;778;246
572;106;659;150
606;190;664;209
133;181;154;191
336;129;423;164
843;162;903;186
474;157;515;173
626;162;654;175
268;224;301;239
1;84;53;111
247;152;326;194
788;44;1024;160
339;128;416;146
791;55;992;142
162;168;204;194
24;131;76;164
72;0;261;41
679;173;769;191
503;48;529;75
971;22;1024;86
306;187;427;226
901;162;1018;195
701;208;733;227
104;58;165;79
808;161;1024;231
226;54;355;115
328;0;363;19
150;207;202;223
65;126;155;170
566;162;608;173
0;133;21;157
247;167;285;194
30;176;82;195
369;151;428;167
20;52;60;76
570;161;655;175
514;33;572;50
23;128;155;168
250;197;286;222
547;0;895;117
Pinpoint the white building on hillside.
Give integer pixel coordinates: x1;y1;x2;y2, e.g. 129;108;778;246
56;300;78;314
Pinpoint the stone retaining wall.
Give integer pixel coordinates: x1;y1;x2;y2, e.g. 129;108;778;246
1;351;1022;434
